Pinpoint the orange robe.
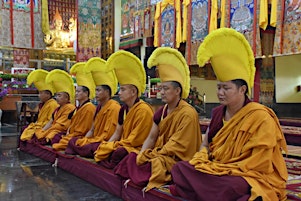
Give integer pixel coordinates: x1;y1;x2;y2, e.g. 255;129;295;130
189;102;288;201
94;100;153;162
20;99;58;141
35;103;76;141
137;100;202;190
75;99;120;146
52;102;95;151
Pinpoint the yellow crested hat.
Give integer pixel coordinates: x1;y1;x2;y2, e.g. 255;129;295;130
106;50;146;97
85;57;118;97
45;69;75;104
27;69;55;95
197;28;255;94
70;62;95;99
147;47;190;99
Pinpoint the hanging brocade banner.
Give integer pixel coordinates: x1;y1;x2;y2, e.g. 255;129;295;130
222;0;262;57
77;0;101;62
184;0;210;65
0;0;44;49
273;0;301;56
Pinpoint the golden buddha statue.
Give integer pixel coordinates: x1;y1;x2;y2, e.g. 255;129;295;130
44;8;70;50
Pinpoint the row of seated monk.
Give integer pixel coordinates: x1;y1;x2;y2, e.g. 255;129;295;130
19;83;290;201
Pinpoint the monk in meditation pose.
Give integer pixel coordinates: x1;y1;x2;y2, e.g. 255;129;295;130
94;50;154;168
114;47;202;193
169;28;288;201
20;69;58;142
65;57;120;158
34;69;76;145
51;63;96;151
44;8;69;49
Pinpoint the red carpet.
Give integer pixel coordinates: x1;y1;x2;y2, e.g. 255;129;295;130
286;157;301;200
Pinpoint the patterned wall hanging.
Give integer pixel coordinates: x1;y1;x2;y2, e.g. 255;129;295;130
273;0;301;56
154;0;182;48
184;0;210;65
220;0;263;58
0;0;44;49
77;0;101;62
13;48;29;68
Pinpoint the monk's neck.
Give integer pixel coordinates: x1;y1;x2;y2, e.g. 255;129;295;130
167;98;181;114
126;97;138;109
99;98;110;107
78;98;89;107
225;102;244;120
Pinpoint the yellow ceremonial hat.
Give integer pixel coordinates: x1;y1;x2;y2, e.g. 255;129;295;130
27;69;55;95
197;28;255;95
45;69;75;104
147;47;190;99
106;50;146;97
85;57;118;97
70;62;95;99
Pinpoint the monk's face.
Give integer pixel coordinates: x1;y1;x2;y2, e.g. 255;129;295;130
76;86;88;102
56;92;69;106
118;84;137;103
160;82;181;104
95;86;109;102
217;81;245;106
39;90;52;103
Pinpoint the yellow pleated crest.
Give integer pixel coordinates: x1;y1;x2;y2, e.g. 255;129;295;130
147;47;190;99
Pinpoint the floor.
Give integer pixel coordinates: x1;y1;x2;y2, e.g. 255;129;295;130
0;123;122;201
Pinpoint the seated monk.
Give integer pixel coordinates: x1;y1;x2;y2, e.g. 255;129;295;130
65;57;120;157
114;47;202;192
169;28;288;201
52;62;96;151
20;69;58;142
34;70;76;144
93;50;154;169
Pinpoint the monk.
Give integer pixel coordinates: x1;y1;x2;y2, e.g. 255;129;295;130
35;91;75;144
65;85;120;157
65;57;120;158
93;50;154;168
20;69;59;142
170;28;288;201
52;86;95;151
114;47;202;191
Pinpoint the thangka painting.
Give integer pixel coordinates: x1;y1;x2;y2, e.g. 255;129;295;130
185;0;210;65
77;0;101;61
3;0;39;12
223;0;262;57
273;0;301;56
121;0;135;39
160;5;175;47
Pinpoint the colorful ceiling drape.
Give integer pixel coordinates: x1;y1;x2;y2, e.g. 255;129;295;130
183;0;210;65
77;0;102;62
273;0;301;56
154;0;182;48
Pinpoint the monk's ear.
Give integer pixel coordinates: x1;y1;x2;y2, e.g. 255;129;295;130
240;85;247;94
